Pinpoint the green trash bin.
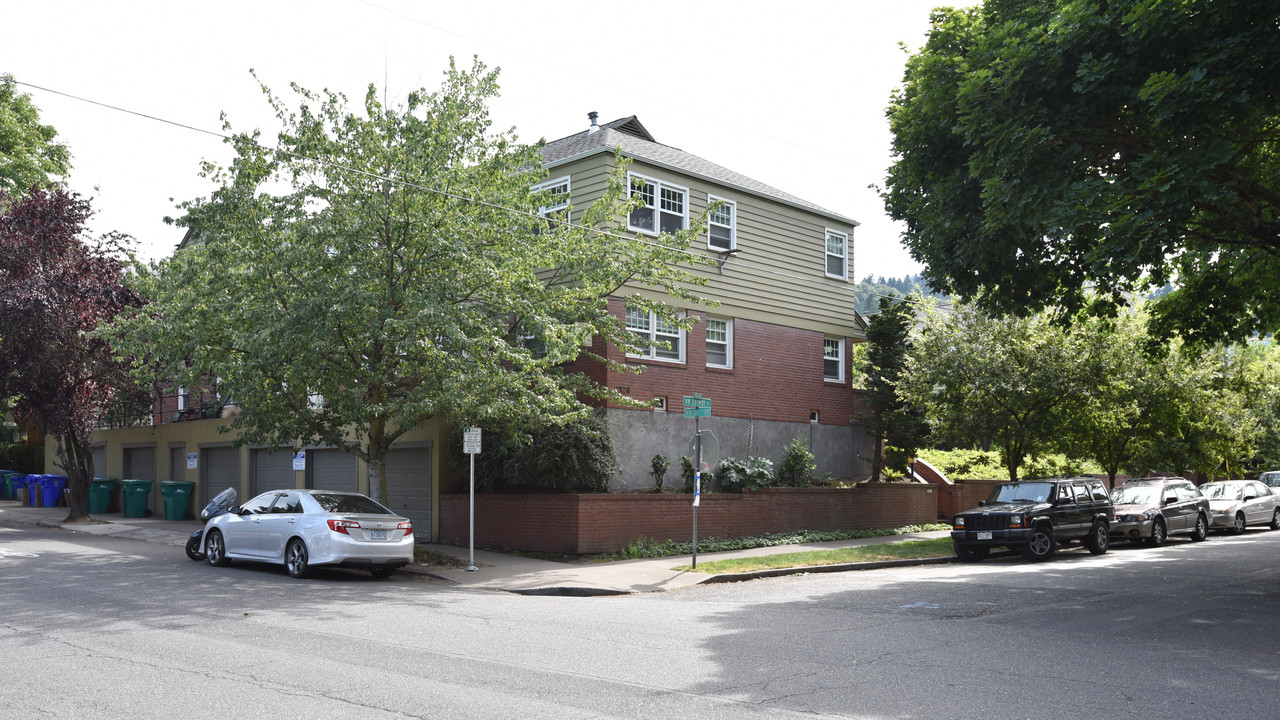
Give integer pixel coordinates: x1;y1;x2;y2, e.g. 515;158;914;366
0;472;15;500
159;480;194;521
89;477;118;514
121;478;154;518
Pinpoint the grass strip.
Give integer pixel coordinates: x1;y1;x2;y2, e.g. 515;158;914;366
674;537;954;574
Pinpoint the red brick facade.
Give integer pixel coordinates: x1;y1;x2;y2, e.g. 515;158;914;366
570;298;864;425
439;485;938;554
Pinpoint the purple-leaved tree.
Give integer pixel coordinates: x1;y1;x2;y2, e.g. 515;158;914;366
0;187;147;521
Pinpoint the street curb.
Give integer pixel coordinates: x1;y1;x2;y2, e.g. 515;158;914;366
698;555;958;584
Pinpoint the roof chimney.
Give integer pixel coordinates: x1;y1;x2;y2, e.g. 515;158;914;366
588;111;599;134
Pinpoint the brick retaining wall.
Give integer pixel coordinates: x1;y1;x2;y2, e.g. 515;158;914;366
439;484;938;554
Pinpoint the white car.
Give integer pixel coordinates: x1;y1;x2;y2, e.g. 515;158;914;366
1199;480;1280;534
202;489;413;578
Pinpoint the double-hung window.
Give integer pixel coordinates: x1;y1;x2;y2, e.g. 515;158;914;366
823;337;844;382
626;306;683;362
628;173;687;235
825;229;848;279
533;176;570;230
707;195;736;251
705;317;732;368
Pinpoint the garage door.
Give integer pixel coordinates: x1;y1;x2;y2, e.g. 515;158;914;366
123;446;156;515
307;449;357;492
251;448;295;497
91;446;107;478
202;446;240;506
385;446;432;542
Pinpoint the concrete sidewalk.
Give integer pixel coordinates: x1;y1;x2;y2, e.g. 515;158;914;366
0;499;955;595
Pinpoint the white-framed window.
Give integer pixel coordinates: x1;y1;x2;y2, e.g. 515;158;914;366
705;317;732;368
823;337;844;382
176;387;188;411
628;173;688;235
825;229;848;279
707;195;736;251
653;397;667;411
625;306;684;362
533;176;570;218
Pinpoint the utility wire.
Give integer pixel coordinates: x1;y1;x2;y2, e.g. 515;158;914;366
13;78;941;311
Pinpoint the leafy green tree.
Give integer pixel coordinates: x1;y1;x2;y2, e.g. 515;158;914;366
0;75;71;193
1059;306;1189;484
903;302;1087;481
112;59;708;503
883;0;1280;345
863;295;929;480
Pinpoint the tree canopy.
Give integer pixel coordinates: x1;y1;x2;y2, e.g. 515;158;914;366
0;75;71;194
883;0;1280;345
0;188;145;520
113;59;709;502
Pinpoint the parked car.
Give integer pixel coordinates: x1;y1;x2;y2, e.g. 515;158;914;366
1260;470;1280;491
952;478;1113;562
1109;477;1210;546
202;489;414;578
1198;480;1280;534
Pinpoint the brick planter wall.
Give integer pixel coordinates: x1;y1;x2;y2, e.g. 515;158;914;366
439;484;938;554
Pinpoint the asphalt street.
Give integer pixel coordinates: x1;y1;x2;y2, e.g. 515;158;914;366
3;518;1279;719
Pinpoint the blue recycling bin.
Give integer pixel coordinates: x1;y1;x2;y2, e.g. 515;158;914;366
39;475;68;507
25;475;42;507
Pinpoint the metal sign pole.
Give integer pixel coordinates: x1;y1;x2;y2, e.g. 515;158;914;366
467;450;477;572
693;416;701;569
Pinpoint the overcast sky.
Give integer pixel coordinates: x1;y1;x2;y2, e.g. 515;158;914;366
4;0;963;280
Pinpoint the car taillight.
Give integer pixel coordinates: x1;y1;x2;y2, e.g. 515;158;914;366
328;519;360;535
398;521;413;536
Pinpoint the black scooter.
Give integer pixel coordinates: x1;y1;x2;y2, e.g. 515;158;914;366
185;487;237;561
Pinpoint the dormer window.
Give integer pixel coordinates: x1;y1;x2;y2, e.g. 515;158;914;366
628;173;687;235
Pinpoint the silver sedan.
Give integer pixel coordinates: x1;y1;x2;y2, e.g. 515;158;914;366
201;489;414;578
1199;480;1280;534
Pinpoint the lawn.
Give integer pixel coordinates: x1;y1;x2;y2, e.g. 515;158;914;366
674;536;954;574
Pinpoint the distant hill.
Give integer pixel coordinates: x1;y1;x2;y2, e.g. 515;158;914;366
854;274;948;315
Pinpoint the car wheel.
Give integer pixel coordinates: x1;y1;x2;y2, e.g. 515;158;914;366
1190;514;1209;542
285;539;310;579
206;530;230;567
1233;512;1247;534
1147;519;1167;547
1270;509;1280;531
1084;522;1110;555
1019;526;1056;561
953;542;989;562
370;566;397;579
185;534;206;561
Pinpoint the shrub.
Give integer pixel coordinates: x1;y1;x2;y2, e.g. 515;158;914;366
775;437;816;487
680;455;696;493
649;454;669;491
715;455;774;491
447;413;618;493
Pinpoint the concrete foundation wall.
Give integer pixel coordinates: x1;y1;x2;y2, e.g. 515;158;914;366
604;408;874;491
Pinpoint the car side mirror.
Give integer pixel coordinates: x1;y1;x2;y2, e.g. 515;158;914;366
229;505;243;515
978;500;986;507
1164;495;1177;505
1055;497;1071;505
1245;494;1257;502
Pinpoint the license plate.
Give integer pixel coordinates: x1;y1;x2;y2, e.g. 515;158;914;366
370;530;387;540
977;531;992;540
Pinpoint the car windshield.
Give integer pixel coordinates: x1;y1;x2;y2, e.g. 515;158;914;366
1261;472;1280;486
1199;483;1242;500
311;493;393;515
1110;485;1161;505
986;482;1054;504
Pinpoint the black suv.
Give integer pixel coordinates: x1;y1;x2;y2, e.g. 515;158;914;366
952;478;1114;562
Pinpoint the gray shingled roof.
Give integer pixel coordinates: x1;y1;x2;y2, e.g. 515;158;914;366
541;116;857;226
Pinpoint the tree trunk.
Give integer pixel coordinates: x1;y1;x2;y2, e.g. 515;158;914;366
870;432;886;482
368;415;389;505
55;430;93;522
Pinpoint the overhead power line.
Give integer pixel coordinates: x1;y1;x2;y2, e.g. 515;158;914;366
12;78;939;312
